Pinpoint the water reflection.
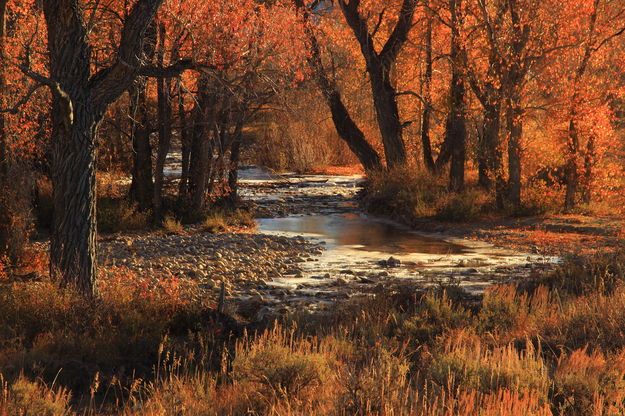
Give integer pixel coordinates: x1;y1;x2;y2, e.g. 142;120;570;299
257;214;467;255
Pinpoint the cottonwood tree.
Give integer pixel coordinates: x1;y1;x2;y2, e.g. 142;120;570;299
560;0;625;210
293;0;382;171
18;0;166;296
460;0;564;207
337;0;417;168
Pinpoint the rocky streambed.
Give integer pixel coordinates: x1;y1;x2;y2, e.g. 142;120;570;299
99;165;557;320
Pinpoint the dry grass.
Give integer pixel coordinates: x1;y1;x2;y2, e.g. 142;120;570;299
363;166;492;223
0;253;625;414
203;208;255;233
363;166;573;225
162;215;183;234
97;198;151;234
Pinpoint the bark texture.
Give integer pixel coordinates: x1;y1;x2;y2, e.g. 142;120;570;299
338;0;416;167
42;0;164;297
446;0;467;192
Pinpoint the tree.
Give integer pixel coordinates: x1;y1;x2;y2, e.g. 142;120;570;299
337;0;417;168
562;0;625;210
294;0;382;171
445;0;467;192
21;0;166;296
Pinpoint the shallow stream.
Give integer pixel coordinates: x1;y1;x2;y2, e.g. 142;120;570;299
239;166;555;300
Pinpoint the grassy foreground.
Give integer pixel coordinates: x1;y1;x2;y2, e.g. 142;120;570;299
1;252;625;415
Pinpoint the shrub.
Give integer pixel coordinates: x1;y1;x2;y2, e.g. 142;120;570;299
363;166;443;220
363;166;490;224
227;208;255;228
97;198;151;233
436;189;485;222
338;346;412;415
477;285;528;335
539;287;625;352
427;331;550;401
202;208;254;233
162;216;183;234
132;373;216;416
518;179;563;216
203;212;227;233
553;348;625;416
394;291;472;346
232;327;334;406
0;375;73;416
532;251;625;297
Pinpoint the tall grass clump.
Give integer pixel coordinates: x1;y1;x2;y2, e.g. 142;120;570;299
97;198;151;233
435;188;487;222
363;166;491;224
231;326;336;412
0;375;73;416
362;166;444;221
426;331;550;402
552;348;625;416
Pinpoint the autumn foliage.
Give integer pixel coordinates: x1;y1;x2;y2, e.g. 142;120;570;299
0;1;624;413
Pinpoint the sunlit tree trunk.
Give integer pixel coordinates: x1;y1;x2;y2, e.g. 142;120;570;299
338;0;416;168
43;0;163;297
293;0;382;171
421;8;436;172
447;0;466;192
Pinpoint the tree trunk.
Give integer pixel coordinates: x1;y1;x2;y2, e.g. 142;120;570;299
338;0;415;168
293;0;382;171
227;120;244;203
188;80;212;216
447;0;466;192
0;0;6;177
49;99;98;297
369;68;407;167
564;115;580;211
128;79;154;211
447;77;466;192
153;22;172;220
421;10;436;172
43;0;164;297
326;91;382;171
0;0;9;257
505;91;523;207
177;78;191;204
480;103;503;194
128;21;156;211
581;134;595;204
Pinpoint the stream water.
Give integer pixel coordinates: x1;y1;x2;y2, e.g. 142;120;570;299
158;160;556;314
238;166;555;299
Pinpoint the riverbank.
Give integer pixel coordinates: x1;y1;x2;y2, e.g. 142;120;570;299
92;167;557;320
381;213;625;258
359;167;624;259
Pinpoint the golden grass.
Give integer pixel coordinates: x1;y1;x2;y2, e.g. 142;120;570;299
1;252;625;414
